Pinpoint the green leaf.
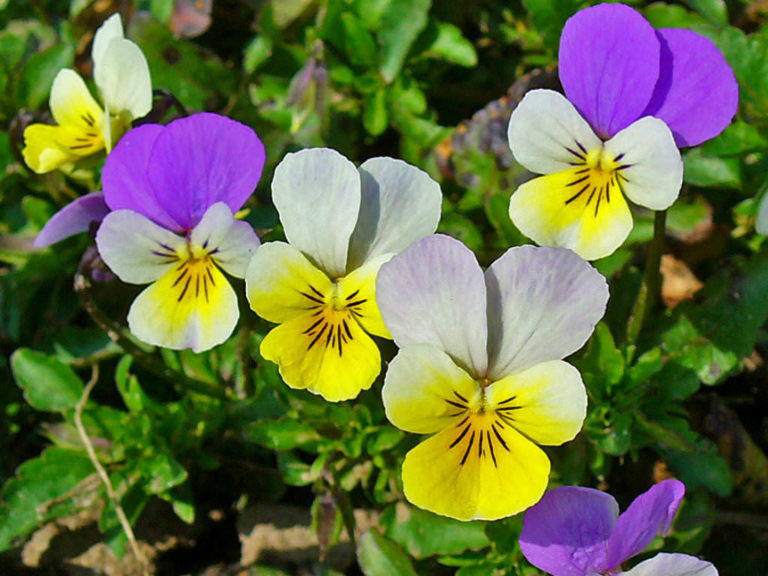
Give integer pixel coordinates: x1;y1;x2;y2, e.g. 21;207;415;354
150;0;174;24
142;452;188;494
382;503;490;559
576;323;625;393
684;0;727;26
364;88;389;136
11;348;84;412
661;448;733;496
377;0;431;82
245;418;321;450
422;21;477;67
700;121;768;156
522;0;582;52
16;43;75;109
683;148;741;189
340;12;378;68
244;36;273;74
271;0;317;28
357;529;418;576
0;448;95;551
643;3;709;28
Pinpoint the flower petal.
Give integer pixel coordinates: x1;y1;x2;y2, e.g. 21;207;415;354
643;29;738;147
623;553;718;576
606;479;685;568
507;90;602;175
49;69;105;134
559;3;660;138
756;193;768;235
377;234;488;378
487;360;587;446
485;245;608;377
401;419;550;521
508;168;634;261
189;202;259;278
337;254;392;339
604;116;683;210
260;309;381;402
246;241;333;324
272;148;361;278
146;113;266;230
95;38;152;124
347;157;442;270
22;124;77;173
383;344;479;435
127;260;239;353
34;191;110;247
91;13;124;72
102;123;181;230
96;210;186;284
520;486;618;576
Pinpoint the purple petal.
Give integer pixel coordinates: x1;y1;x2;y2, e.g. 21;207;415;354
102;123;182;231
559;3;660;138
376;234;489;378
146;113;265;230
643;29;738;147
34;192;110;247
606;479;686;568
520;486;618;576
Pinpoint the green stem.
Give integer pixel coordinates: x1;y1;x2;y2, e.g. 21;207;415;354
625;210;667;364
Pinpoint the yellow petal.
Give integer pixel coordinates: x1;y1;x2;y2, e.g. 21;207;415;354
260;307;381;402
127;258;238;353
49;69;106;136
401;413;550;521
22;124;77;173
508;167;633;261
337;254;392;339
246;242;333;324
486;360;587;446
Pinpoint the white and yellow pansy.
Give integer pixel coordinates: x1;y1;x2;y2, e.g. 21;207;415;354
23;13;152;173
245;148;442;402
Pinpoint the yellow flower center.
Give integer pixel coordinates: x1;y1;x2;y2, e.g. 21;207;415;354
297;281;368;357
154;241;220;304
563;145;630;217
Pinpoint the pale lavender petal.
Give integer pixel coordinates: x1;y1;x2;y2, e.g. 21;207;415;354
485;246;608;379
146;113;265;230
643;29;738;147
102;123;181;231
623;553;718;576
520;486;618;576
606;479;686;569
376;234;488;378
34;192;110;247
559;3;660;138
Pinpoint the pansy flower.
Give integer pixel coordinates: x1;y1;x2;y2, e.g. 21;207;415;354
245;148;442;402
23;13;152;174
94;113;265;352
520;480;718;576
756;193;768;236
377;235;608;520
507;3;738;260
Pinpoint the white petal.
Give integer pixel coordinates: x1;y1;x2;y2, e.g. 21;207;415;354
756;192;768;235
272;148;361;278
92;13;124;71
347;157;442;270
508;89;602;175
604;116;683;210
624;553;718;576
485;245;608;378
189;202;259;278
95;38;153;121
96;210;186;284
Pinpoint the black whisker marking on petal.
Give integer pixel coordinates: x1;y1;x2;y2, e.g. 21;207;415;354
349;309;363;318
586;186;597;206
303;317;324;334
565;183;590;205
173;268;189;287
203;274;209;303
613;152;625;162
566;175;589;187
299;291;324;304
450;423;470;448
498;412;516;427
445;399;467;409
497;396;516;405
342;318;353;340
345;289;360;301
309;285;325;298
576;140;588;154
151;250;176;259
336;325;343;356
325;326;333;348
487;431;497;467
573;167;590;175
496;406;521;412
455;415;469;428
594;188;602;217
346;299;368;307
195;274;200;298
461;432;476;465
453;391;468;403
69;143;93;150
478;431;484;457
492;425;510;451
81;113;95;126
446;411;465;418
307;324;327;350
178;276;191;301
202;238;209;250
615;164;633;171
206;266;216;287
565;147;585;161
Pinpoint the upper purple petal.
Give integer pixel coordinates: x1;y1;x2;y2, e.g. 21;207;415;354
34;191;110;247
520;486;618;576
606;479;686;569
559;3;660;138
102;123;182;231
642;28;738;147
146;113;266;230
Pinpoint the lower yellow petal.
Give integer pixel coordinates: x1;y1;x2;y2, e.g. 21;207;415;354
23;123;105;174
260;308;381;402
127;259;238;353
402;413;551;521
338;254;392;339
508;167;633;260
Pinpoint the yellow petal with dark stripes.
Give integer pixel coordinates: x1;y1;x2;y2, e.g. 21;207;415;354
127;258;238;353
337;254;392;339
401;412;551;521
260;307;381;402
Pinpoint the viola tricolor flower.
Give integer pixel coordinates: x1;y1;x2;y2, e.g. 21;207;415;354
520;480;717;576
245;148;441;402
756;194;768;236
377;235;608;520
23;13;152;174
94;113;265;352
507;3;738;260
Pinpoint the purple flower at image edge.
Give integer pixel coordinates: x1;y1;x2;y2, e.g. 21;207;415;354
519;479;718;576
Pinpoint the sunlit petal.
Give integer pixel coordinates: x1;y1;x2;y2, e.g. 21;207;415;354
22;124;83;174
96;38;152;124
91;13;124;72
337;254;392;339
49;69;105;135
623;553;718;576
189;202;259;278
